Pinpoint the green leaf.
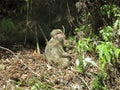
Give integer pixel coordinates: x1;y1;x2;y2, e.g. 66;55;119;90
0;18;15;31
104;45;111;62
114;48;120;59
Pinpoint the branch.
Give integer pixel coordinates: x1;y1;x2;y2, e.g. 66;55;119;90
77;75;91;90
38;24;48;43
0;46;40;77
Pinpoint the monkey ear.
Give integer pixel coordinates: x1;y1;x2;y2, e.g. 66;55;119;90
50;29;56;37
50;31;54;37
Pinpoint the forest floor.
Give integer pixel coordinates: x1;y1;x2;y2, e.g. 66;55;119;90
0;45;120;90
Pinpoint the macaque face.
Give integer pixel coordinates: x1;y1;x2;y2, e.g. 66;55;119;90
56;32;65;41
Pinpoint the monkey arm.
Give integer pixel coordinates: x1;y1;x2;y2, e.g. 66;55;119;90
61;52;69;57
54;45;71;59
61;52;71;60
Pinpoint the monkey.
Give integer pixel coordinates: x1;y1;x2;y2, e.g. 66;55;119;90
45;29;71;68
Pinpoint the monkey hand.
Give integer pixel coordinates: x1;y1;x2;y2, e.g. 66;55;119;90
62;52;72;60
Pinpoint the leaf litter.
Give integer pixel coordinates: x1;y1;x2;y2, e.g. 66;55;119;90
0;46;120;90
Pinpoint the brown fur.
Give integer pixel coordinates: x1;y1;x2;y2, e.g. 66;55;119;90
45;29;71;68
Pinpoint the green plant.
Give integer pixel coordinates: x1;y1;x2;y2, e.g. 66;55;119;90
73;25;94;72
0;18;15;32
92;72;107;90
0;18;16;41
75;24;93;37
100;4;119;18
114;13;120;35
96;41;120;69
75;58;84;73
77;38;93;53
0;64;5;70
31;82;54;90
100;26;113;41
28;77;54;90
114;14;120;26
75;25;86;31
75;37;94;72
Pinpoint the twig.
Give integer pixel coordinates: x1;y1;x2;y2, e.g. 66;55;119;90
66;0;76;28
62;25;65;34
35;23;41;54
38;24;48;43
24;0;29;45
0;46;17;58
77;75;91;90
0;46;40;77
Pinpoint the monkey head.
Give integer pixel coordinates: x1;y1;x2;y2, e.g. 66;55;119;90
50;29;65;42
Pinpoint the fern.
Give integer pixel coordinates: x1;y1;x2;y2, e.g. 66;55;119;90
100;26;113;41
0;18;15;31
96;41;120;69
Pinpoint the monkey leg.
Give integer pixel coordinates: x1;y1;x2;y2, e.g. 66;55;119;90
58;58;70;68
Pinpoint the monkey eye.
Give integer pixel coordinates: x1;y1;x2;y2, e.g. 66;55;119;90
57;32;62;34
57;33;64;38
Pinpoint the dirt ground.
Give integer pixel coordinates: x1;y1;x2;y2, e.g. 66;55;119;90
0;46;120;90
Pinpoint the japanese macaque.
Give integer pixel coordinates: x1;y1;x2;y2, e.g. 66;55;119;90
45;29;71;68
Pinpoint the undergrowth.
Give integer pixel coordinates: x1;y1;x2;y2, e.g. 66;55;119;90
69;5;120;89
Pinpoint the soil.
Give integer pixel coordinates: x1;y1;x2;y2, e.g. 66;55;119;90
0;46;120;90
